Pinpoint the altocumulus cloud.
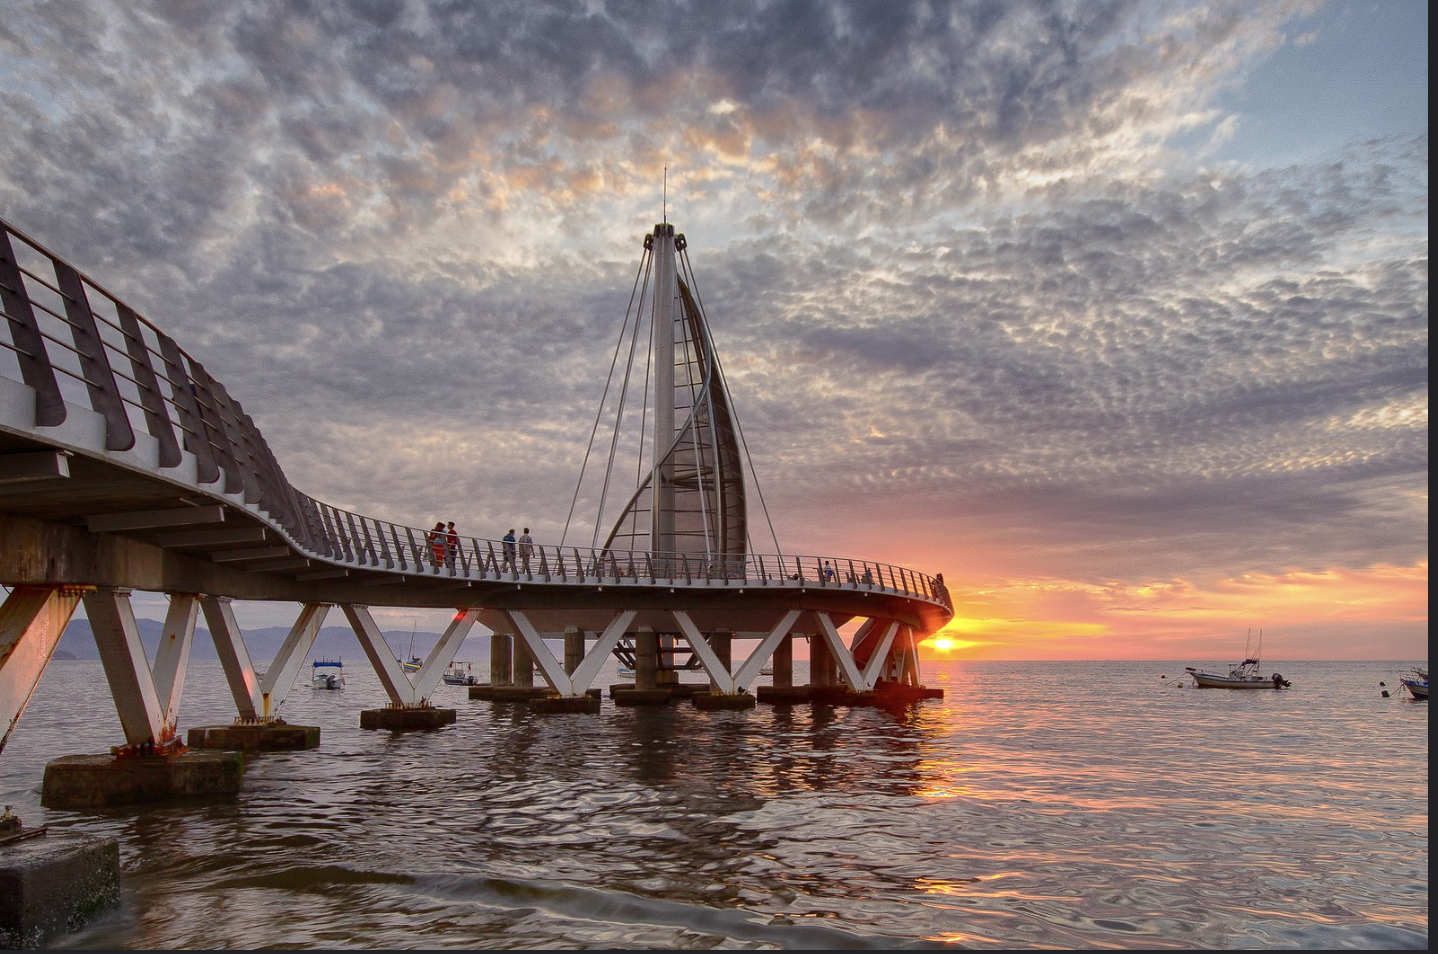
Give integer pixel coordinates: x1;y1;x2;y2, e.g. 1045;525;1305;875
0;1;1425;651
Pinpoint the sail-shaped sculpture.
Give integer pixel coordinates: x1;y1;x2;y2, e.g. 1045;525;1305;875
600;224;747;571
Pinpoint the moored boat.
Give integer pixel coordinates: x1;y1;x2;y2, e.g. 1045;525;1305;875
1185;630;1290;689
312;657;345;690
1398;667;1428;700
442;661;477;686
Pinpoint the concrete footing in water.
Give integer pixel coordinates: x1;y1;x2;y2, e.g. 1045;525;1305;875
40;751;243;811
692;692;757;711
757;685;813;705
0;827;119;949
482;687;561;703
612;688;672;706
187;721;320;751
359;707;457;730
531;694;602;714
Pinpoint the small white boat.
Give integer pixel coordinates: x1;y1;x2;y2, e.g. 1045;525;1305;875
312;658;345;690
399;619;422;673
1185;630;1290;689
1398;667;1428;700
442;661;477;686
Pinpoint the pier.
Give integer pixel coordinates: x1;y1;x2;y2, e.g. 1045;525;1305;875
0;216;951;945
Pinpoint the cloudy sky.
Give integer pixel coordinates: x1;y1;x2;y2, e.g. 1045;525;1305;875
2;0;1427;660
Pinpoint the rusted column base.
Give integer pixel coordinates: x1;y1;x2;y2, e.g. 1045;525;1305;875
41;751;243;810
186;722;319;751
809;686;856;705
692;692;757;711
612;689;672;707
532;695;602;714
468;685;496;700
359;707;457;730
0;829;119;949
665;683;706;699
756;685;813;705
607;682;634;697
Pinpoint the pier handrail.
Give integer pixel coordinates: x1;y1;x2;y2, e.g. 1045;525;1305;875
0;217;951;613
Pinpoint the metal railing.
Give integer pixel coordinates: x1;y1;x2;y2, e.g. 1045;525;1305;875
0;218;952;612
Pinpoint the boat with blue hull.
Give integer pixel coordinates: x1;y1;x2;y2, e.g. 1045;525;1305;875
1398;667;1428;700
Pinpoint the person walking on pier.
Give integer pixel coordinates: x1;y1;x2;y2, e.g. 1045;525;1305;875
502;529;517;573
518;527;535;573
427;522;446;567
445;521;460;568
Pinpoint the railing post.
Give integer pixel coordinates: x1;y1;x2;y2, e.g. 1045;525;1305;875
0;228;67;426
187;360;244;496
157;334;219;484
53;260;136;451
116;303;183;467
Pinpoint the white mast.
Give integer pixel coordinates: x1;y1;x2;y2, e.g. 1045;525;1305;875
651;222;677;556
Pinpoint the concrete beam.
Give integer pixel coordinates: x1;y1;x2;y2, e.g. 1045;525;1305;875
0;585;87;755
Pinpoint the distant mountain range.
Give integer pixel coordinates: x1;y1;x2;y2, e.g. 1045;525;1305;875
54;619;488;667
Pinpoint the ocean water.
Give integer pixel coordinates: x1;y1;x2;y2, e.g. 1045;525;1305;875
0;658;1427;950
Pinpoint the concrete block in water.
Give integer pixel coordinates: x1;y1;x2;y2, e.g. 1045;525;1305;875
756;685;813;705
40;751;243;810
0;830;119;949
611;688;672;707
187;722;319;751
487;687;559;703
359;707;457;730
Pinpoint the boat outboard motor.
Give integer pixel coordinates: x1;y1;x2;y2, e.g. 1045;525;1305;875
1271;673;1289;689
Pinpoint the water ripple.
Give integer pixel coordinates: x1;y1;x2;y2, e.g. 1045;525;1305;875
2;659;1425;949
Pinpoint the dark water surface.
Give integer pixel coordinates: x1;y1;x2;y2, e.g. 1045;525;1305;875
1;659;1427;949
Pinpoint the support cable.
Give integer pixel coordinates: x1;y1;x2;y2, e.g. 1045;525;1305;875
594;253;654;549
561;249;649;549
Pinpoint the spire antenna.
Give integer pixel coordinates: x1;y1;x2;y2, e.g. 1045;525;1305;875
663;165;667;224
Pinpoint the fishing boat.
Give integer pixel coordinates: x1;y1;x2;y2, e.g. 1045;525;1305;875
312;657;345;690
1185;630;1290;689
1398;667;1428;700
443;661;478;686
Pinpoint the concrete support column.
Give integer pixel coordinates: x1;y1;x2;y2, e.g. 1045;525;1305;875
490;633;512;686
810;633;832;687
709;629;732;692
200;595;260;720
657;633;679;686
84;588;171;746
900;627;920;685
564;628;584;675
513;634;534;688
0;585;87;756
635;628;658;690
773;635;794;688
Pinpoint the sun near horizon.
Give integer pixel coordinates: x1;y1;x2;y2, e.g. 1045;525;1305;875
917;560;1428;662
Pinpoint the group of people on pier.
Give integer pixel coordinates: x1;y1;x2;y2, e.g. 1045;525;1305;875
426;522;534;573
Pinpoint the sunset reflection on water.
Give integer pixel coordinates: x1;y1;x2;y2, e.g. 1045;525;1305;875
0;657;1427;949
